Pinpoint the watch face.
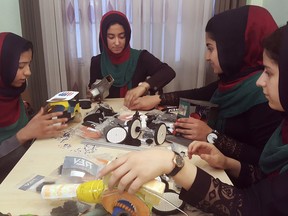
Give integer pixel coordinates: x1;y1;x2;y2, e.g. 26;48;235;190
207;133;217;144
175;155;184;167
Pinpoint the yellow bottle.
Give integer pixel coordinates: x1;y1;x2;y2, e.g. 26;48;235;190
41;179;105;204
76;179;105;203
76;177;165;206
41;178;165;207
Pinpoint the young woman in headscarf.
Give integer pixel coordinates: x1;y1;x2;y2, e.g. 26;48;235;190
0;32;68;183
88;11;176;104
98;24;288;215
125;6;283;166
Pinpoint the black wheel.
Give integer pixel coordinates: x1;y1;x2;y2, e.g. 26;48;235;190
154;123;166;145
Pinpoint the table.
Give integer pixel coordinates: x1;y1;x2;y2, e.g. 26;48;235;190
0;98;232;216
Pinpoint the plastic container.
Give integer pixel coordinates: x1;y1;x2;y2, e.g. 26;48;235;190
76;180;105;203
41;180;105;204
41;183;79;200
41;177;165;206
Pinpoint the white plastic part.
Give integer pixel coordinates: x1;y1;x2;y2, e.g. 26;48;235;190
106;126;127;143
129;119;141;139
41;184;79;200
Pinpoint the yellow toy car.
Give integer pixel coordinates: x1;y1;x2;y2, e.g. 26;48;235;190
46;91;81;122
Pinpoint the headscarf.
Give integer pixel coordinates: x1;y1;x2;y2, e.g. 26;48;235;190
207;6;278;130
206;5;277;82
260;25;288;174
0;32;33;143
99;11;141;91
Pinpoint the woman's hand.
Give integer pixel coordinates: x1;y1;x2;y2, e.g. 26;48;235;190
125;95;161;110
188;140;228;169
98;149;175;193
174;117;212;141
124;84;149;108
188;141;241;177
86;86;93;99
16;107;68;144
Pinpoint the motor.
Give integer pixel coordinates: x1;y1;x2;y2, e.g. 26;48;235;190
89;74;114;101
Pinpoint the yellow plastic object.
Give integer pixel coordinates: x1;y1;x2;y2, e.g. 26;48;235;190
41;177;165;215
47;100;80;121
102;173;165;206
137;179;166;206
76;179;106;203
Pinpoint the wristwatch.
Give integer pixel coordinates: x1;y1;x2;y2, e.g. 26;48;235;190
167;151;185;177
206;130;219;144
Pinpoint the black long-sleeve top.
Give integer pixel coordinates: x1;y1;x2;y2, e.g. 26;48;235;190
89;50;176;98
179;166;288;216
160;81;283;165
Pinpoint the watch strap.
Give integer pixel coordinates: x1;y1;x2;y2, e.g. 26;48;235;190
167;152;184;177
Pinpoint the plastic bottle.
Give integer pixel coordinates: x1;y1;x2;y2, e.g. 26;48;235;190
41;177;165;206
41;183;79;200
41;179;105;204
76;179;105;203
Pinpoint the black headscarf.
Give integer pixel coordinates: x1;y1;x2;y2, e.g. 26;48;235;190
0;32;32;142
279;25;288;112
99;10;131;64
0;33;33;97
98;11;141;93
206;5;277;83
259;25;288;174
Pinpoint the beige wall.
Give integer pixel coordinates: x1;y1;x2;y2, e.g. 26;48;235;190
263;1;288;26
0;0;29;101
0;0;22;35
247;0;288;26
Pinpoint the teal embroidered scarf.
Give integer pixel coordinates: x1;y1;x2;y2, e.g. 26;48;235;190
101;48;141;89
259;122;288;174
210;72;267;130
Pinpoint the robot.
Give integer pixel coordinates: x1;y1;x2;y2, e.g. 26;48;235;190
89;74;114;101
104;111;167;145
46;91;81;122
80;106;167;146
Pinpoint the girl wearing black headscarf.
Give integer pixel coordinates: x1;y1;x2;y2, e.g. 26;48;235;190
0;32;68;183
88;11;175;103
98;25;288;216
127;6;283;166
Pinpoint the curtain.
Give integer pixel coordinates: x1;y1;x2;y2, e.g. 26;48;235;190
18;0;246;105
60;0;214;98
19;0;48;111
214;0;246;14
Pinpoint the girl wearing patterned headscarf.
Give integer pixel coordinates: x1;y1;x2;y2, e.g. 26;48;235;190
88;11;175;105
0;32;68;182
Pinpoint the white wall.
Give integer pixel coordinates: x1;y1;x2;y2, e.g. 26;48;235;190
247;0;288;26
263;1;288;26
0;0;22;35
